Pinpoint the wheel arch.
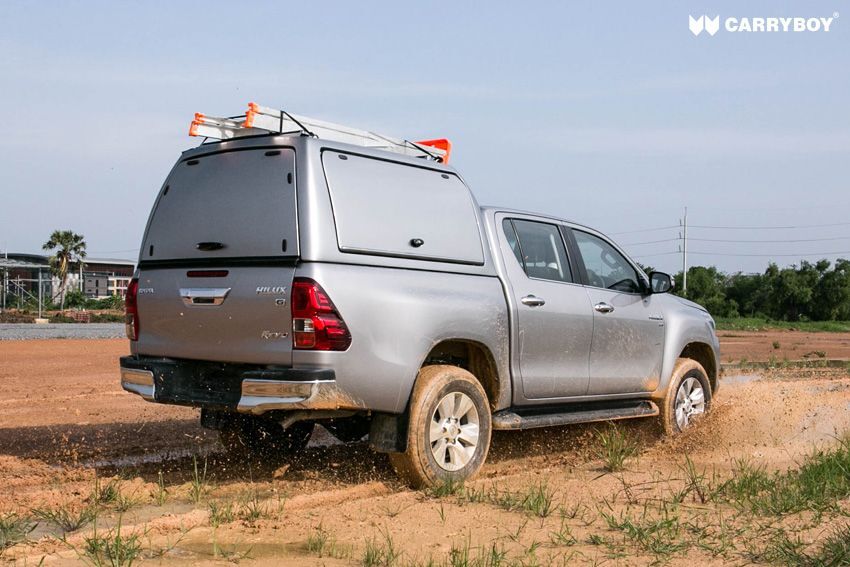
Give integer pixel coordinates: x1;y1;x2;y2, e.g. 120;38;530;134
371;338;508;455
678;341;718;392
419;339;506;411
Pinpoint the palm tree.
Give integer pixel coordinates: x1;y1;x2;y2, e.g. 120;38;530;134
43;230;87;310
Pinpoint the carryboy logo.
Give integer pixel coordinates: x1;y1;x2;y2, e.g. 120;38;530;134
689;15;719;36
690;14;837;36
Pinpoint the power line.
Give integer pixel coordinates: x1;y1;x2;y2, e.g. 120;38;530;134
620;238;680;246
631;251;679;258
610;225;678;236
690;236;850;244
688;250;850;258
691;221;850;230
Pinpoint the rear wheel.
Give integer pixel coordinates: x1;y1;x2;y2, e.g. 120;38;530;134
389;365;492;488
659;358;711;435
219;415;313;460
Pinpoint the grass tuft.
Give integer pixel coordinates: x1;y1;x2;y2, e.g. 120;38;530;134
594;423;639;472
602;505;688;557
462;482;555;518
448;538;508;566
363;529;401;566
33;504;97;532
189;456;209;504
81;519;141;567
0;513;36;552
306;523;351;559
426;477;466;498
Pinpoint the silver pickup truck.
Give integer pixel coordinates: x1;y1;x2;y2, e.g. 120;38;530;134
120;105;719;487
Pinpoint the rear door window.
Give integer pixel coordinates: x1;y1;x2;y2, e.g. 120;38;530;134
322;151;484;264
504;219;572;283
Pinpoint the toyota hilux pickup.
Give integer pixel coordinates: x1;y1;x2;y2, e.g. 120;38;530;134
120;103;720;487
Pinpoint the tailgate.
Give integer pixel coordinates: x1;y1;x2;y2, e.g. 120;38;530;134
135;266;295;365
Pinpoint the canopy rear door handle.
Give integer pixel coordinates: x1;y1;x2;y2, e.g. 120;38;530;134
196;241;226;251
521;295;546;307
594;302;615;314
180;287;231;306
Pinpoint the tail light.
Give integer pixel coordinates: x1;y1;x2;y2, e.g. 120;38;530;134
291;278;351;351
125;278;139;341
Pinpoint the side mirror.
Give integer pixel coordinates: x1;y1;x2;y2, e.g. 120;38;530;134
649;271;674;294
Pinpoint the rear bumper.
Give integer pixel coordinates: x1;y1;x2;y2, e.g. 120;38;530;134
119;355;362;414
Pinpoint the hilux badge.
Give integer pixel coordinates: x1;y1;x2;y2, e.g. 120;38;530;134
256;286;287;295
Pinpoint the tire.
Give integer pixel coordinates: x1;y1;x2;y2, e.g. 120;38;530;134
388;365;492;488
659;358;712;435
219;415;313;460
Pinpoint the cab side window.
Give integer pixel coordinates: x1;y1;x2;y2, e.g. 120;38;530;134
573;230;642;293
502;219;572;283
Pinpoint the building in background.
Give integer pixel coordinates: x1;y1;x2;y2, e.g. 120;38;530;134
1;253;135;309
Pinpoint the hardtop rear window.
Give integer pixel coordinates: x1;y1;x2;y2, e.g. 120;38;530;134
141;148;297;262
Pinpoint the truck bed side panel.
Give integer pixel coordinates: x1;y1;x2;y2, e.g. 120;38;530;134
292;262;510;414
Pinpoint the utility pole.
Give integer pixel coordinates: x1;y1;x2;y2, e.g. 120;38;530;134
38;269;43;319
1;244;6;312
681;206;688;293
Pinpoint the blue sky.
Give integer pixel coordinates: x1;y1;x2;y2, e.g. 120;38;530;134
1;1;848;274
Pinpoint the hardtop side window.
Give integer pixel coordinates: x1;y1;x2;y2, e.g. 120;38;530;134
503;219;573;283
573;230;642;293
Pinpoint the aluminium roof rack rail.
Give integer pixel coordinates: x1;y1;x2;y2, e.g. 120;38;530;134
189;102;452;163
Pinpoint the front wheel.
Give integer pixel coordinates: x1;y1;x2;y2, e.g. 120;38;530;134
659;358;712;435
389;365;492;488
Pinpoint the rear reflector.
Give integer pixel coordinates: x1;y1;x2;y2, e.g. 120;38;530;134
291;278;351;351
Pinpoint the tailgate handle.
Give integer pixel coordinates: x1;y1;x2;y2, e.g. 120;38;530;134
180;287;231;306
196;241;226;251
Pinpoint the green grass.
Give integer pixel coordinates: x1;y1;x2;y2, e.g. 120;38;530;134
462;482;556;518
447;538;509;566
594;424;639;473
306;524;351;560
362;530;401;566
715;317;850;333
33;504;98;532
756;524;850;566
426;477;466;498
602;505;688;557
91;477;120;507
80;519;141;567
716;435;850;515
207;500;235;528
189;456;209;504
0;513;36;552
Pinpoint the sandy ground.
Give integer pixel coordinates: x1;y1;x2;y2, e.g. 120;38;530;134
718;329;850;363
1;336;849;565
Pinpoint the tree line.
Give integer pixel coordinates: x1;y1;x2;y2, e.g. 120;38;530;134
657;260;850;322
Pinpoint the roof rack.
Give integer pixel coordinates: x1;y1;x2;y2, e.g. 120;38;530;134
189;102;452;163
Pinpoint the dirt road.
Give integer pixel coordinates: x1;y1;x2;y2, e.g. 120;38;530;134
1;336;849;565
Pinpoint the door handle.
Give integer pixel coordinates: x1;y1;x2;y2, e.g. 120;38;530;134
521;295;546;307
594;302;614;314
180;288;231;306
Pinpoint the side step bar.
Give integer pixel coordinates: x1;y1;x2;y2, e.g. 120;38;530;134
492;400;659;431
